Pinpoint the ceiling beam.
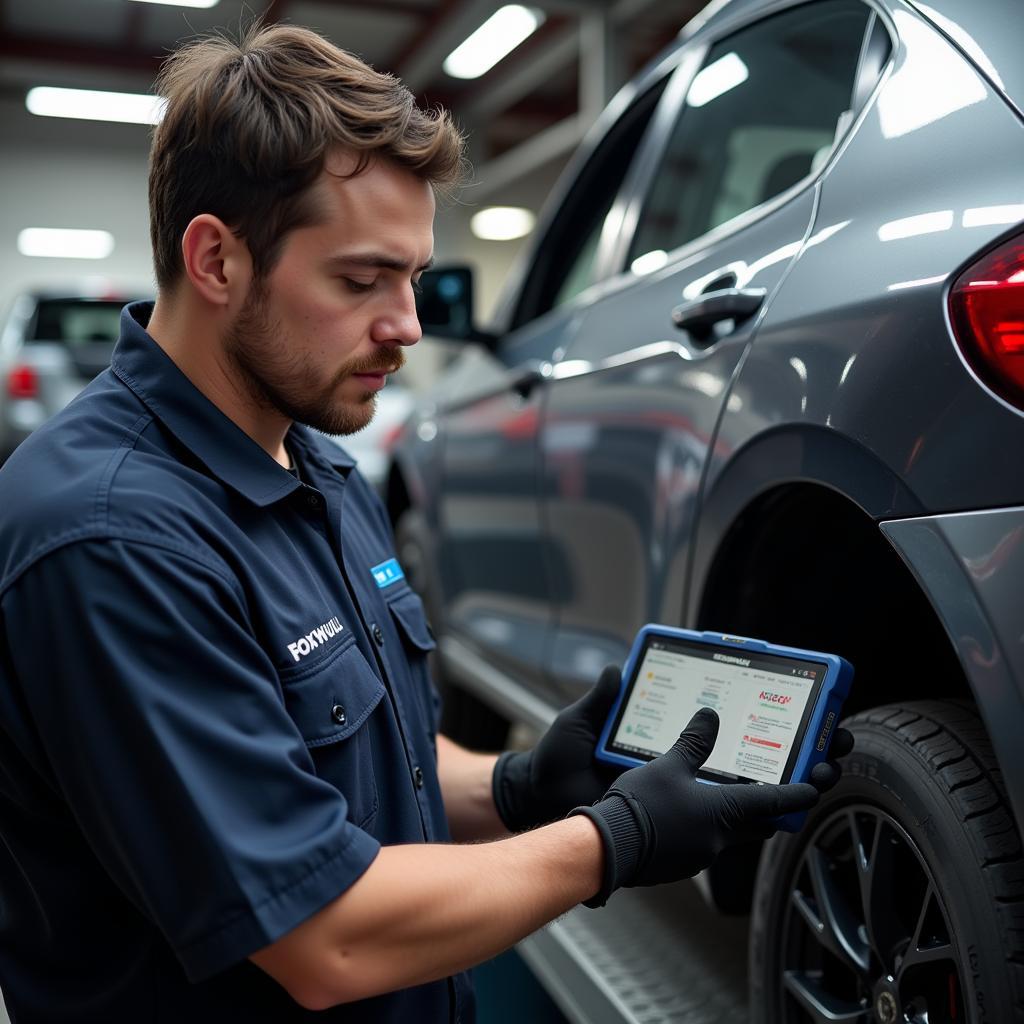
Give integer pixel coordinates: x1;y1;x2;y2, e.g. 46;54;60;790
266;0;431;19
468;112;588;201
0;34;164;75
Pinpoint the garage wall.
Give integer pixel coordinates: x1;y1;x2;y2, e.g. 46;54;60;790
0;96;155;313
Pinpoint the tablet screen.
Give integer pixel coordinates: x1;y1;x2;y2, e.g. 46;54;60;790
607;636;827;784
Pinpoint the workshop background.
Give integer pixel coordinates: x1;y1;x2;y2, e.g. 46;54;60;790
0;0;715;1020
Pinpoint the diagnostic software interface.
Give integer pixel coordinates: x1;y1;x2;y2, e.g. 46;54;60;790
609;638;826;784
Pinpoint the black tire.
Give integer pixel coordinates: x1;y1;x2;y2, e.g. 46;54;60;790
394;508;510;751
750;700;1024;1024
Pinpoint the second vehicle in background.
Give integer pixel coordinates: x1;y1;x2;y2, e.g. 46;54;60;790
0;288;151;462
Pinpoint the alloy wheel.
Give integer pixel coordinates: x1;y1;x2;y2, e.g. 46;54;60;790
780;804;965;1023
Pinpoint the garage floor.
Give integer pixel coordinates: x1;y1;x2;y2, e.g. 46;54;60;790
476;950;569;1023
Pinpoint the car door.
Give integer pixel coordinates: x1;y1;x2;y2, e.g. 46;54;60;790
435;73;671;694
538;0;877;700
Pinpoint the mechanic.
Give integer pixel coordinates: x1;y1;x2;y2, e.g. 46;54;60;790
0;22;849;1022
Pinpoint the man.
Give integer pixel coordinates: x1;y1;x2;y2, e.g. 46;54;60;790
0;23;846;1021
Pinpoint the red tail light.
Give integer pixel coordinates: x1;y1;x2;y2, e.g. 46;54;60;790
6;365;38;399
950;237;1024;409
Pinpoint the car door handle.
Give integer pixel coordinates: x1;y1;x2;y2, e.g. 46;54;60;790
671;287;767;344
507;361;550;400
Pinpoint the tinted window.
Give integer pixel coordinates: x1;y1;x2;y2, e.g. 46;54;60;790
513;77;668;327
629;1;870;265
28;300;126;346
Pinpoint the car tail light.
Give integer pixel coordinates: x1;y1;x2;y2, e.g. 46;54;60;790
950;236;1024;409
6;365;38;399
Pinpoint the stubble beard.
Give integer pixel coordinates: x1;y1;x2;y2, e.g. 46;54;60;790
224;281;403;436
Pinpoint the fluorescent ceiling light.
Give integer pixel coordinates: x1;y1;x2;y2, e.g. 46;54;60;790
686;52;749;108
470;207;535;241
130;0;219;7
443;6;544;80
18;228;115;260
26;86;166;125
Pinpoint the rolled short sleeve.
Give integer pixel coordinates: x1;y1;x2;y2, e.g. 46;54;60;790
2;538;380;982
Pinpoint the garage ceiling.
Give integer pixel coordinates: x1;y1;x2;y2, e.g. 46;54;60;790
0;0;707;169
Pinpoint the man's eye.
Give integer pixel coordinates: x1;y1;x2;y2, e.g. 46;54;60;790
344;279;375;294
412;280;424;296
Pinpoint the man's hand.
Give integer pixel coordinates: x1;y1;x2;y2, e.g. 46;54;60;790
572;708;852;906
492;665;622;832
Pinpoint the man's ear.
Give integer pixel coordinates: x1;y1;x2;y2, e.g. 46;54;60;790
180;214;252;308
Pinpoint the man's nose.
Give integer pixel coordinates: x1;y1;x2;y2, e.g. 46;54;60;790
372;285;422;347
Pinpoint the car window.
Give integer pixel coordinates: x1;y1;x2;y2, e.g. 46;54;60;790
28;300;126;346
628;0;872;267
552;201;613;310
512;77;668;329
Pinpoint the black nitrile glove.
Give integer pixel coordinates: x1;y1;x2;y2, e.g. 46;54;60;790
572;707;831;907
492;665;622;832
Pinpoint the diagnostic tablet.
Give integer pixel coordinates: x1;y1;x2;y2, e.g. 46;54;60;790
596;626;853;829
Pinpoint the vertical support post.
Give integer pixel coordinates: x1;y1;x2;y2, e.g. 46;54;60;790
578;6;623;124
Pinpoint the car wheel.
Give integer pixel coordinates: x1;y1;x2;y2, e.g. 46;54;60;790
394;507;510;751
750;700;1024;1024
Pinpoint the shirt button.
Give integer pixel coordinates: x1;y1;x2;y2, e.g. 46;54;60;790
372;623;384;646
306;492;322;509
331;703;347;726
413;765;425;789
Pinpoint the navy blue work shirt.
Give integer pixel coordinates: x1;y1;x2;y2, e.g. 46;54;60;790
0;303;474;1022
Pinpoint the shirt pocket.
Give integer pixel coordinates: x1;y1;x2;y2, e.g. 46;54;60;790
385;588;441;735
280;635;385;832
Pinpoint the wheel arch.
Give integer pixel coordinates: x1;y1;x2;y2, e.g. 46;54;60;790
685;428;997;914
690;427;968;716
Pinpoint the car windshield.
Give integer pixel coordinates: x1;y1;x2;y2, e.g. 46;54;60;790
27;299;125;346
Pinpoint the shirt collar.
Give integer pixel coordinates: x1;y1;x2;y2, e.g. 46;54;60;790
111;301;353;506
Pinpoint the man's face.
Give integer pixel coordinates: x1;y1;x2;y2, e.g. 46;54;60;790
224;153;435;436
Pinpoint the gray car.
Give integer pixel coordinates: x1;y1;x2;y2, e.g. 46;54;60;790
391;1;1024;1021
0;290;149;461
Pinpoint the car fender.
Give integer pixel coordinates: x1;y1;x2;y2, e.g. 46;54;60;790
881;508;1024;832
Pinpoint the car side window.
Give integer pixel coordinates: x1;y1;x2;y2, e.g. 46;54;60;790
511;77;668;329
628;0;873;267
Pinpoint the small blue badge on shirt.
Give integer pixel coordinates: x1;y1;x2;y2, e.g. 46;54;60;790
371;558;405;588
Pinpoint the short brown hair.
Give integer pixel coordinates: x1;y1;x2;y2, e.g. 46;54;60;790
148;22;466;290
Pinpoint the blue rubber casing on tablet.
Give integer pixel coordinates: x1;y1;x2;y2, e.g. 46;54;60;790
596;626;854;832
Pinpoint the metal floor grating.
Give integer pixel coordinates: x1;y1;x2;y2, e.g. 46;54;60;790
518;882;749;1024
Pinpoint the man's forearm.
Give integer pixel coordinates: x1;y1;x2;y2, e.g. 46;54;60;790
436;733;508;841
250;814;603;1009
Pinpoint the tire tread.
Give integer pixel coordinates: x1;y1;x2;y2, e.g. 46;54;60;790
753;698;1024;1023
847;699;1024;953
